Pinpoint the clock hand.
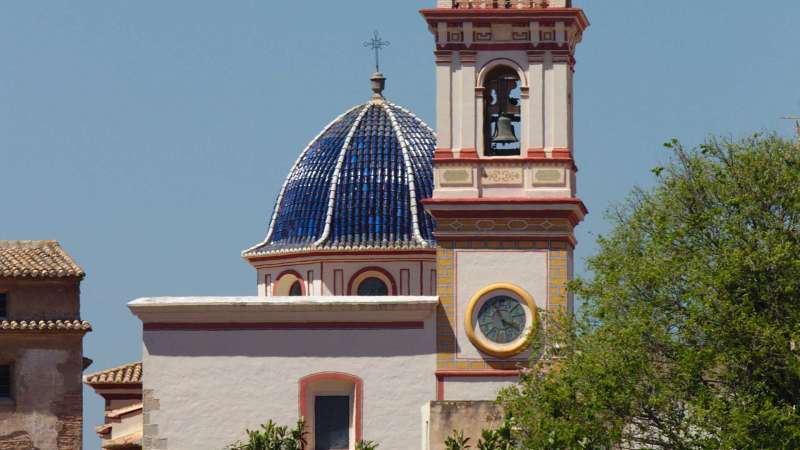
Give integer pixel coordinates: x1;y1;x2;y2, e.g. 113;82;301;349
500;318;521;330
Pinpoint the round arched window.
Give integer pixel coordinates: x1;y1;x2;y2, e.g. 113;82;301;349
289;281;303;297
357;277;389;296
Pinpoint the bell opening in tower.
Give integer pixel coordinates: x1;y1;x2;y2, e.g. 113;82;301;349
483;65;522;157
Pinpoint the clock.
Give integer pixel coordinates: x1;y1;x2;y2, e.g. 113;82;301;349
478;295;526;344
465;283;538;358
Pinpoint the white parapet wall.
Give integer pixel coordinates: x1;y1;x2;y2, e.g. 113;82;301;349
129;296;439;450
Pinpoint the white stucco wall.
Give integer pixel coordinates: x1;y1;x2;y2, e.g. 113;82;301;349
455;249;548;360
142;318;437;449
442;377;518;401
255;254;436;297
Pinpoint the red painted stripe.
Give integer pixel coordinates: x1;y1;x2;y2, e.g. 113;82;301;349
143;321;425;331
435;369;521;377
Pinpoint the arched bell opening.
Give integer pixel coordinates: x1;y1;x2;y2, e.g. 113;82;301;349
482;65;522;157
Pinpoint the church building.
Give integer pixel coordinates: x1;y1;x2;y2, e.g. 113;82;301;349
118;1;588;448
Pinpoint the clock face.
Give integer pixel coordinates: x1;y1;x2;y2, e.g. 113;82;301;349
477;295;526;344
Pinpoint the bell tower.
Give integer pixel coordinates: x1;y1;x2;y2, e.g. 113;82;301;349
421;0;589;398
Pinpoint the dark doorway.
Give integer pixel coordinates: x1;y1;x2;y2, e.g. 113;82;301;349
314;395;350;450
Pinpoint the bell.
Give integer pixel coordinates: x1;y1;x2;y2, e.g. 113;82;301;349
492;114;518;144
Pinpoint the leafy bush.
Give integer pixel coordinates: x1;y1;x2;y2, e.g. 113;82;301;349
355;440;380;450
226;419;306;450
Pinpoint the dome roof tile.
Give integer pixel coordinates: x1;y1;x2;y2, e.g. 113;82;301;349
244;100;436;257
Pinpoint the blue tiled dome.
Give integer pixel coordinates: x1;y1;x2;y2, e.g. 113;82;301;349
244;99;436;256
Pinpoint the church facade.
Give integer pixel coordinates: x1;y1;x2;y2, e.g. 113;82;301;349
127;1;588;448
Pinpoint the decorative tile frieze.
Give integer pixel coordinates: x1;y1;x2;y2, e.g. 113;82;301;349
440;167;474;187
481;167;523;186
532;167;566;186
437;218;571;234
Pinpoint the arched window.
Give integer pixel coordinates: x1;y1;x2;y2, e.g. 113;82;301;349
273;270;305;296
356;277;388;296
483;65;521;156
347;267;397;296
288;280;303;297
299;372;363;449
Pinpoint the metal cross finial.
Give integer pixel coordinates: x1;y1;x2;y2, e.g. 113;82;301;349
363;30;390;73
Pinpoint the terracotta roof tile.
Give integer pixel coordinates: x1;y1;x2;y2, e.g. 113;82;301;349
85;361;142;385
0;319;91;333
0;240;84;279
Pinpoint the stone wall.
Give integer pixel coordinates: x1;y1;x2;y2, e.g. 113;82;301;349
423;401;504;450
0;278;84;450
0;278;80;319
0;335;84;450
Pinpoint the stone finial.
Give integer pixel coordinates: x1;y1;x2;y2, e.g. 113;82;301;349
371;72;386;99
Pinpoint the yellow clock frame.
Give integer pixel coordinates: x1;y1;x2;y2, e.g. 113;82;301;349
464;283;538;358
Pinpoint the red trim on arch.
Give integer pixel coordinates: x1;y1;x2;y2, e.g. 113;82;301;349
347;266;398;296
298;372;363;443
272;269;305;296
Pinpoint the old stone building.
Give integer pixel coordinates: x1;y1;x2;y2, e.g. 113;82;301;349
0;240;91;449
84;362;143;450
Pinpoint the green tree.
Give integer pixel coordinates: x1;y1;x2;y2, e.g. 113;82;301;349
226;419;306;450
355;440;380;450
444;430;472;450
499;135;800;449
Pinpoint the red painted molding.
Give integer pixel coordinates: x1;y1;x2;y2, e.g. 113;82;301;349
459;148;479;159
436;369;522;377
434;148;454;159
272;269;305;296
420;8;590;30
422;198;587;226
143;322;425;331
347;266;399;296
86;383;142;390
247;248;436;263
299;372;363;443
423;197;587;212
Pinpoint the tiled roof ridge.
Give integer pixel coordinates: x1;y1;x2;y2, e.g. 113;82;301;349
84;361;142;385
0;240;84;279
0;319;91;333
381;102;425;244
312;103;373;246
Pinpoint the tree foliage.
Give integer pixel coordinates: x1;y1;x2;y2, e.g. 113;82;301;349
500;134;800;449
226;419;306;450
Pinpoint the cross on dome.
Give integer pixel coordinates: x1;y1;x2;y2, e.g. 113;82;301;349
363;30;390;73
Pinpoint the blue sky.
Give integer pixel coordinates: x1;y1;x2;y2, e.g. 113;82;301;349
1;1;798;448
